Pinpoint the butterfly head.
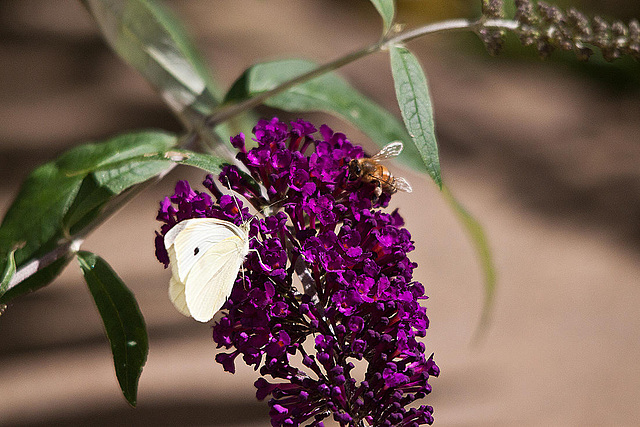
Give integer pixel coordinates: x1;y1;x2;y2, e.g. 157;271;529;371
240;216;254;235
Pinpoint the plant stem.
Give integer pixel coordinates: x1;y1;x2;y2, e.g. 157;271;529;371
385;18;519;46
204;18;520;128
204;43;381;127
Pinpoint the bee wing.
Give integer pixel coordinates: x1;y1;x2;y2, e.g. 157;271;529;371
394;177;413;193
370;141;404;161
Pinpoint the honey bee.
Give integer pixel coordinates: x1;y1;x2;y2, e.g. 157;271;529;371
348;141;413;195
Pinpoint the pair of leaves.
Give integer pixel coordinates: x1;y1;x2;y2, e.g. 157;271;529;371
0;131;177;303
216;2;439;187
0;131;173;406
389;46;495;332
0;0;237;394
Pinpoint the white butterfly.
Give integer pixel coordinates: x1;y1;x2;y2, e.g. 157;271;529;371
164;217;250;322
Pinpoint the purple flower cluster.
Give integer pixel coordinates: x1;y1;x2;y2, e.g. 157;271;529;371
155;118;439;426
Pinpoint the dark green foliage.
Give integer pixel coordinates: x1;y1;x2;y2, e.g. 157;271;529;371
0;131;177;300
77;251;148;407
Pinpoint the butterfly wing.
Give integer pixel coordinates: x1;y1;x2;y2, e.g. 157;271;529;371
164;218;249;322
167;245;190;317
165;218;244;282
168;276;190;317
183;239;246;322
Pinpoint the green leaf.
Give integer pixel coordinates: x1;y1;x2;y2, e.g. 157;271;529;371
76;251;148;407
146;149;263;196
0;254;72;304
0;164;84;269
59;131;176;195
224;59;426;172
389;45;442;188
0;249;17;297
83;0;221;121
443;186;496;342
369;0;395;35
0;131;177;299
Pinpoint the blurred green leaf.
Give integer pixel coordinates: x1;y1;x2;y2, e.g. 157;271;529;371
389;45;442;188
83;0;221;122
0;131;177;299
0;249;17;297
77;251;148;406
369;0;395;34
224;58;427;172
443;186;496;341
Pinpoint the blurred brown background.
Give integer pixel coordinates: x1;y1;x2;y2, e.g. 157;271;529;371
2;1;640;425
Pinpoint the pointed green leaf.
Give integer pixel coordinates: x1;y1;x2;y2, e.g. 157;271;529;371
389;45;442;188
77;251;148;406
443;186;496;341
83;0;221;121
369;0;395;34
0;131;177;299
0;249;17;297
224;59;426;172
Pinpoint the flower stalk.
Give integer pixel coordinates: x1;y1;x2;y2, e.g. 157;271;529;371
155;118;440;426
204;18;520;129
